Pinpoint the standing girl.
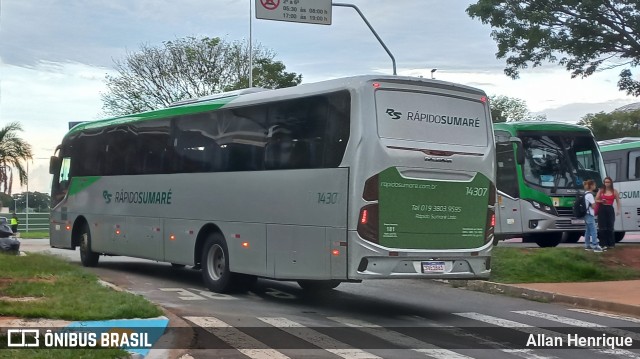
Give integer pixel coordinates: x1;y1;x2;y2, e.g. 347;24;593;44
582;180;602;252
595;176;622;249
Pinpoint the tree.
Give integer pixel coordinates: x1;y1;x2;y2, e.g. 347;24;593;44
0;122;33;195
12;192;51;212
489;95;546;123
467;1;640;96
102;36;302;116
577;109;640;140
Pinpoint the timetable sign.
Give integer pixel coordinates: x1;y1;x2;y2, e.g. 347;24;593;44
255;0;332;25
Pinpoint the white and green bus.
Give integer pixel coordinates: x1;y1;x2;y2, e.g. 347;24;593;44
49;75;496;293
597;137;640;242
494;122;606;247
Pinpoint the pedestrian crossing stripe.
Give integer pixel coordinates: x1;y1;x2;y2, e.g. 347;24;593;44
455;312;640;359
569;309;640;324
182;310;640;358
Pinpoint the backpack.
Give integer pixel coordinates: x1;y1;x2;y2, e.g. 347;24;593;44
573;193;588;218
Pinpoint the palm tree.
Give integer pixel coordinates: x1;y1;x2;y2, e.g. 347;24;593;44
0;122;33;194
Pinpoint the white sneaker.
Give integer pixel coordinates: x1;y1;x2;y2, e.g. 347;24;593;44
593;247;603;253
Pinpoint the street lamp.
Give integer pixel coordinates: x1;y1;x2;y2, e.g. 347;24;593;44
431;68;437;79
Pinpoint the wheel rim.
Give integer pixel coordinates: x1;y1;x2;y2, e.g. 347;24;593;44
206;244;225;281
80;233;88;256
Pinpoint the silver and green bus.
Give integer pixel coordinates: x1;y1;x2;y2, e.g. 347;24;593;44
49;75;496;293
597;137;640;242
494;122;606;247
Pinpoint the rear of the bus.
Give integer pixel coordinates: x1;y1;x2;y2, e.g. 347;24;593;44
349;77;495;280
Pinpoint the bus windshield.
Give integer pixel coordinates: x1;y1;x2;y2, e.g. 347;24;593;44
521;134;604;189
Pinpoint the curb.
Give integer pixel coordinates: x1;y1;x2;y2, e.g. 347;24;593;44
452;280;640;317
145;307;193;359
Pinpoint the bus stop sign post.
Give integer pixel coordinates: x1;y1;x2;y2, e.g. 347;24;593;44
254;0;396;75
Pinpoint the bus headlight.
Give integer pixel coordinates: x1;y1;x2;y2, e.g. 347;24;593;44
528;200;557;215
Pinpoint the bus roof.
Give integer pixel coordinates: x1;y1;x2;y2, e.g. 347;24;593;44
64;75;487;139
493;121;592;135
599;139;640;152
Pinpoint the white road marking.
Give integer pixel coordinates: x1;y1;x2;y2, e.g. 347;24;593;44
513;310;640;340
328;316;474;358
184;316;290;359
258;317;381;359
456;312;640;359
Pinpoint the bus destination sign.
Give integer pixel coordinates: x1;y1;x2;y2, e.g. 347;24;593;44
255;0;332;25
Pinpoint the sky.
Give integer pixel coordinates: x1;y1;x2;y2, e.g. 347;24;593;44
1;0;638;194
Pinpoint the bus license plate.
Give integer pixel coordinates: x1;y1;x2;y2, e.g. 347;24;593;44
422;261;446;273
571;219;585;225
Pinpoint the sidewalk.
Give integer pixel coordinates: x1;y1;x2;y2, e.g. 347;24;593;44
462;279;640;317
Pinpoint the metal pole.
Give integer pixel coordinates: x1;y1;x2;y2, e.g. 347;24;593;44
25;161;29;233
249;0;253;87
333;3;397;75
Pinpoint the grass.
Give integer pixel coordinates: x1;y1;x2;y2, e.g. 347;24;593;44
490;247;640;283
0;252;162;320
0;342;128;359
15;231;49;239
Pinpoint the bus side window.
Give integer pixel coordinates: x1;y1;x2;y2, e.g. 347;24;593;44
605;162;618;182
628;150;640;180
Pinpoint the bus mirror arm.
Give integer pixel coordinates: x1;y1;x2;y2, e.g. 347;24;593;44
510;137;525;165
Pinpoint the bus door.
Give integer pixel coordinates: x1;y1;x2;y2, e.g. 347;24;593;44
495;138;524;237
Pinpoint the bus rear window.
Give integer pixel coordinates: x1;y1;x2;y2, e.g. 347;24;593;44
376;90;489;147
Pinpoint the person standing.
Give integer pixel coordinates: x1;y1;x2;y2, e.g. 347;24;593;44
582;180;602;252
10;213;19;234
595;176;622;249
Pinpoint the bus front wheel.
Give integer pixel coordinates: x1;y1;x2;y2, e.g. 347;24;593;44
201;233;233;293
79;225;99;267
615;232;626;242
297;280;341;291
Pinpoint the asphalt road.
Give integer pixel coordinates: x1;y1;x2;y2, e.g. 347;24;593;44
20;238;640;359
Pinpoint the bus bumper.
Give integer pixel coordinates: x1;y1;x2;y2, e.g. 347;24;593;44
347;231;492;280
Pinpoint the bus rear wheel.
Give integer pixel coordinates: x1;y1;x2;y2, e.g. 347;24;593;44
615;232;626;243
79;225;99;267
201;233;233;293
532;233;562;248
297;280;341;291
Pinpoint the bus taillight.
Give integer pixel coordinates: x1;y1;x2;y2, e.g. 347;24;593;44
358;204;379;244
363;174;379;201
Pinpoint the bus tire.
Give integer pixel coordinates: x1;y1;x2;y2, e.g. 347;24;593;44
534;233;562;248
201;233;233;293
615;232;626;243
79;225;99;267
562;232;582;243
297;280;341;291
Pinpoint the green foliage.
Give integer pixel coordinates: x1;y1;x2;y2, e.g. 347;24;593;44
491;247;640;283
489;95;546;123
577;109;640;140
102;36;302;116
0;192;12;209
0;253;162;320
12;192;51;212
0;122;33;194
467;1;640;96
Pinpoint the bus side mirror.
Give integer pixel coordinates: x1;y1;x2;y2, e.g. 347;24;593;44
510;137;525;165
49;156;61;175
